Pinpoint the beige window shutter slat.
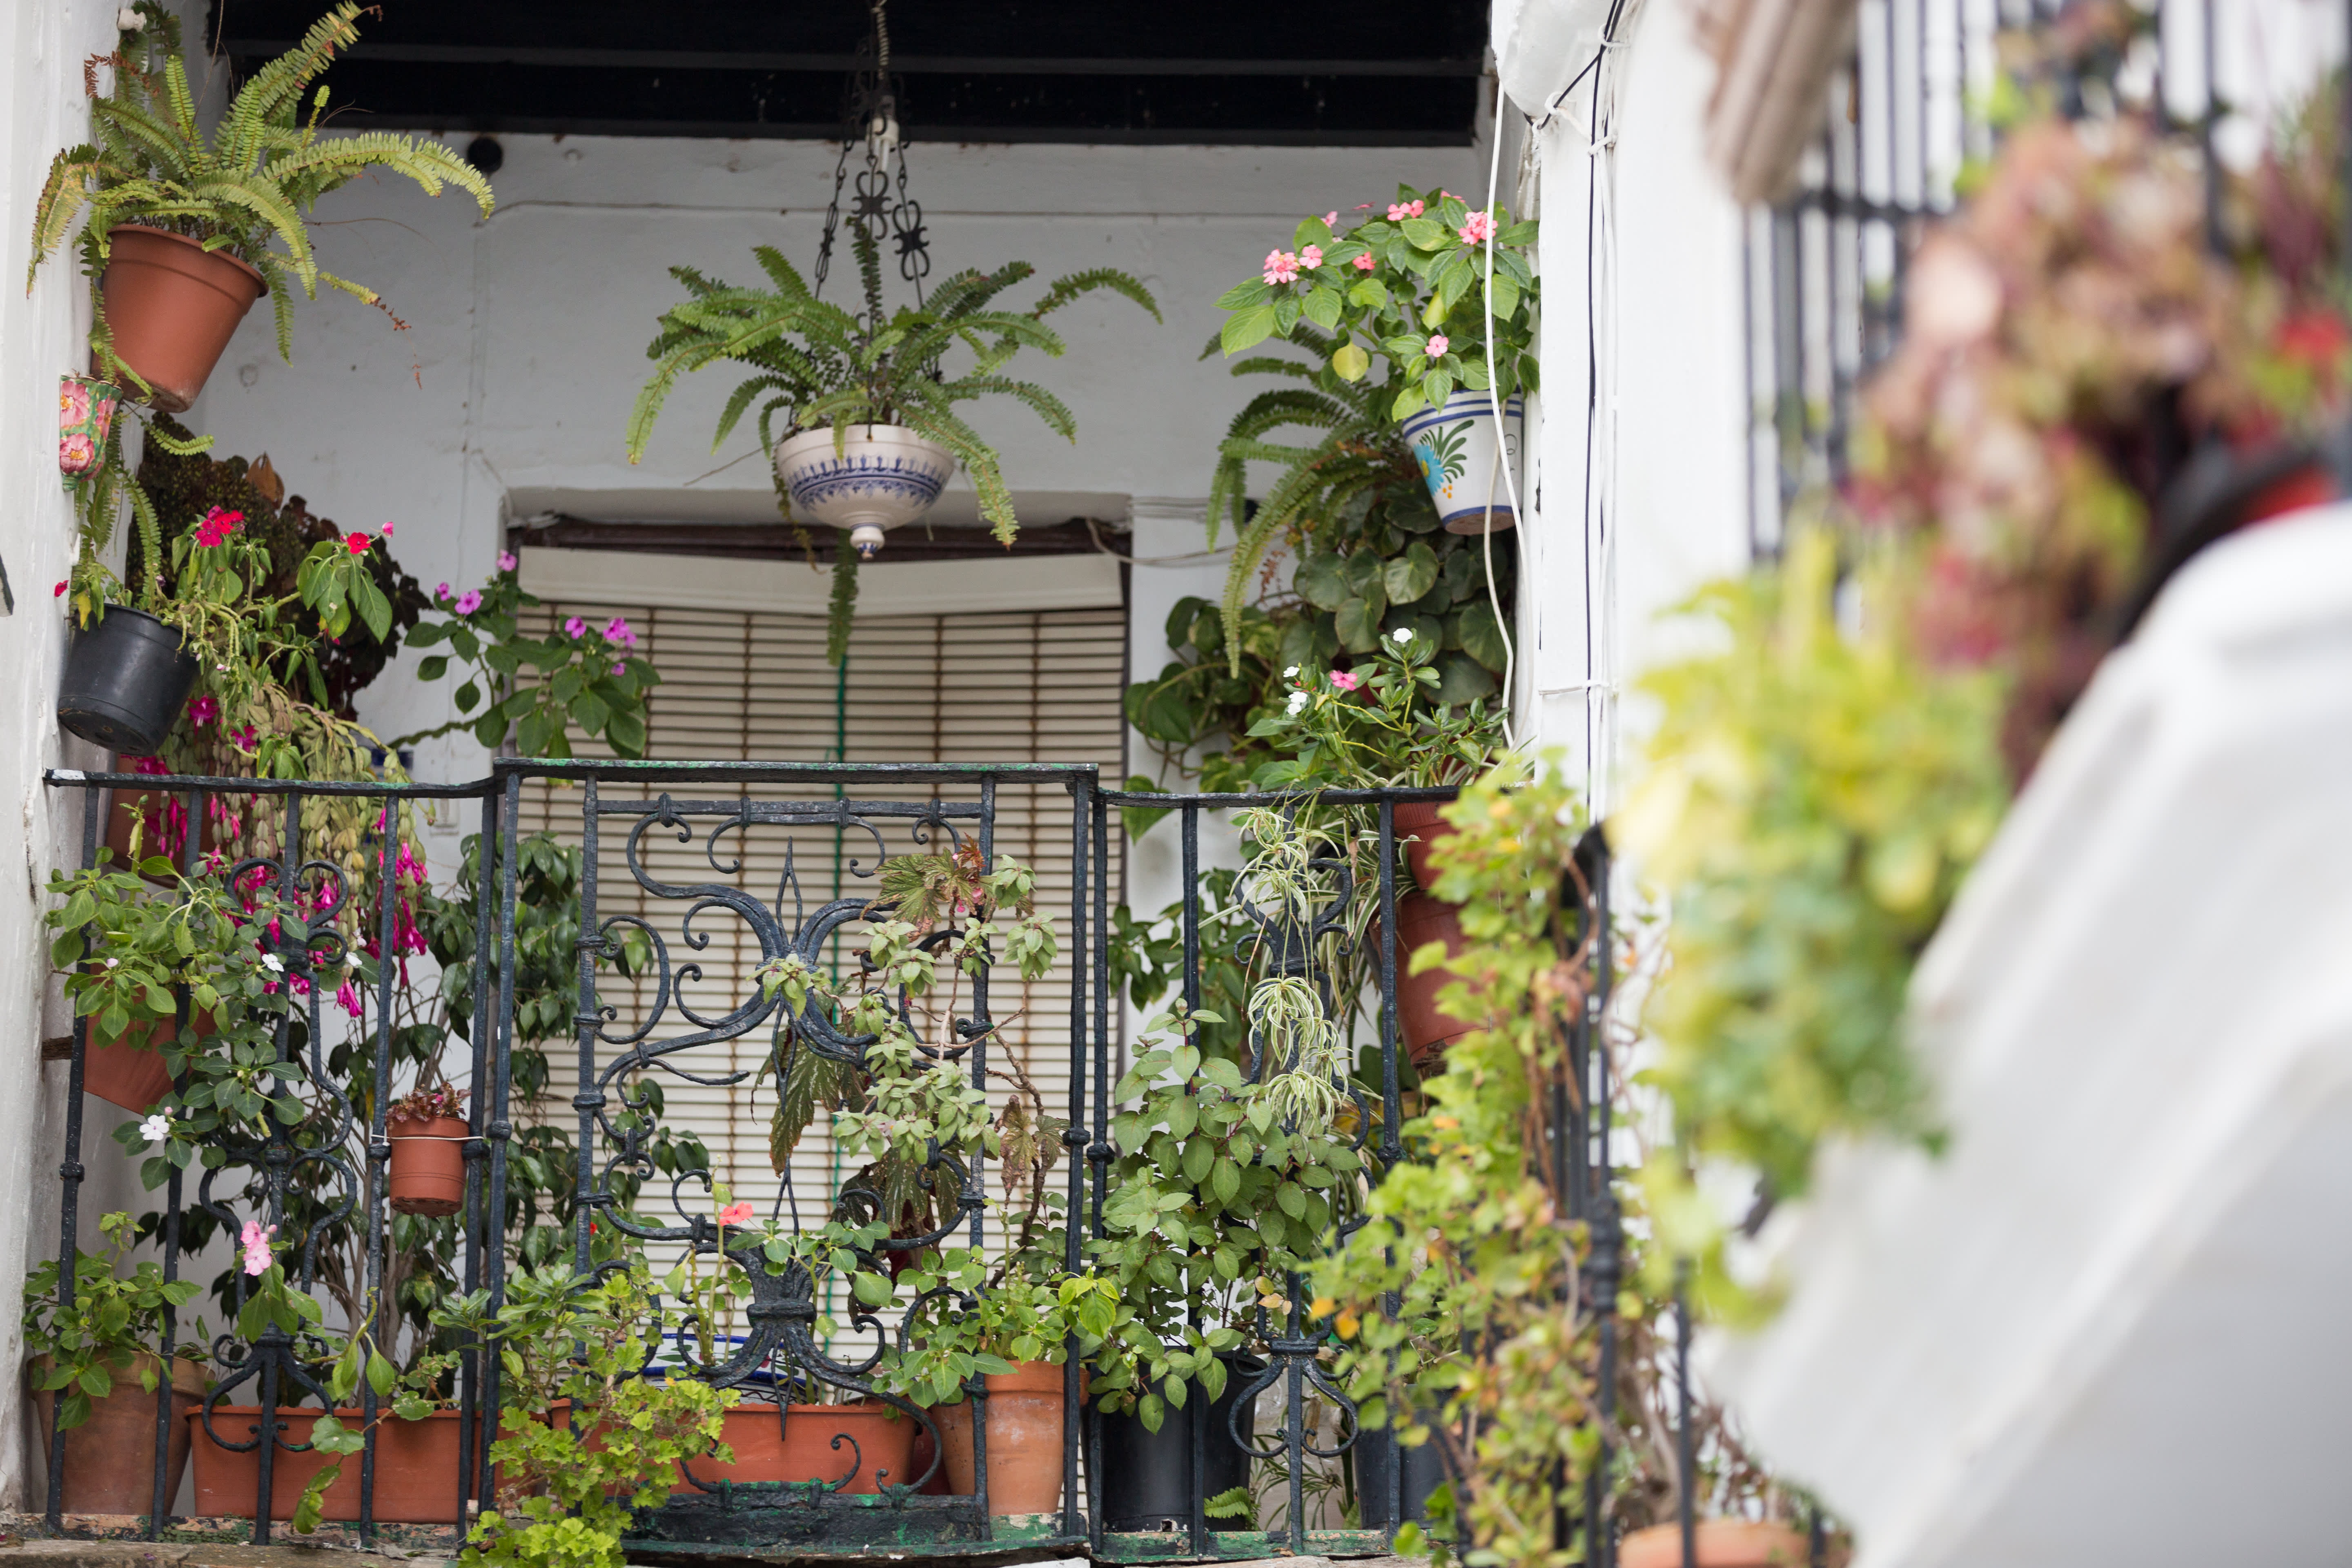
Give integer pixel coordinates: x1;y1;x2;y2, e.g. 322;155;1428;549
1701;0;1860;204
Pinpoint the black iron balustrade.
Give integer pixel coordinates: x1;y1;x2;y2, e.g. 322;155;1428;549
34;760;1631;1562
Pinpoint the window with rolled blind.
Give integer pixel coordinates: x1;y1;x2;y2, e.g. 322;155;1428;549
505;550;1126;1330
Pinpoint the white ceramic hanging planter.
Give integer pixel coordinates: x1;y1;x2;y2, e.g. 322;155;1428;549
1401;390;1525;534
774;423;958;558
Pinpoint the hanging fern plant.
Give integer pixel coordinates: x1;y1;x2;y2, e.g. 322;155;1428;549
626;221;1157;661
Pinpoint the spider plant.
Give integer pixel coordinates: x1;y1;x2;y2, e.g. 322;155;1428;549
27;1;494;387
626;221;1160;546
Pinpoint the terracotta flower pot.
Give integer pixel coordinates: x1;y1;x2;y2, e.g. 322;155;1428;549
387;1115;470;1216
1392;799;1455;891
188;1405;481;1523
933;1360;1066;1516
98;227;267;413
80;1007;214;1114
1379;890;1477;1072
31;1352;204;1515
1620;1519;1811;1568
685;1401;917;1495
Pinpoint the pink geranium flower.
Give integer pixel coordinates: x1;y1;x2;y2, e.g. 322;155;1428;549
1299;245;1323;270
239;1220;276;1276
453;589;483;615
1388;200;1424;221
195;506;243;548
717;1201;755;1227
1426;334;1450;358
1263;249;1300;286
1330;669;1362;692
1323;211;1338;225
1459;211;1496;245
1353;253;1376;271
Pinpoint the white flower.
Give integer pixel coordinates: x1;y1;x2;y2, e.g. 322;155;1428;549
345;952;361;969
1283;665;1300;679
138;1112;171;1146
1393;627;1413;643
1285;690;1309;715
104;957;118;968
261;953;285;973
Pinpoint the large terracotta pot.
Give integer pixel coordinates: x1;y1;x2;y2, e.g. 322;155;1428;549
1620;1519;1811;1568
387;1115;470;1216
80;1007;214;1114
1391;799;1454;891
31;1352;204;1515
683;1401;917;1495
933;1360;1066;1516
98;227;267;413
188;1405;481;1523
1379;890;1476;1071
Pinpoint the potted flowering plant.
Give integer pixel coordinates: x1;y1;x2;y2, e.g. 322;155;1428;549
624;228;1156;659
1215;185;1539;533
385;1082;468;1217
22;1209;209;1515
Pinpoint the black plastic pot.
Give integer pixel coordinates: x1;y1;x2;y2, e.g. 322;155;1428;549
58;605;197;753
1354;1422;1450;1528
1094;1352;1261;1532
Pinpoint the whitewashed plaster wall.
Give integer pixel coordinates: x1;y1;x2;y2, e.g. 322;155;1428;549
183;133;1486;811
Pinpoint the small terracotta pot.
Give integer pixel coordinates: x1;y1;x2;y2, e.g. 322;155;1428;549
188;1404;483;1523
98;226;267;413
1620;1519;1811;1568
58;374;120;477
388;1115;470;1216
31;1352;204;1515
684;1401;917;1495
1392;799;1455;891
933;1360;1066;1517
1378;890;1477;1071
80;1008;213;1113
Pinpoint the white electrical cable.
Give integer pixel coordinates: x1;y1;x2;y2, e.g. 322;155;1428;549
1481;74;1523;755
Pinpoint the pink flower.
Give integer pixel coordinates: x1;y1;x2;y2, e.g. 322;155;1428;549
564;615;588;639
231;725;258;753
60;381;90;421
1353;253;1376;272
434;582;451;601
1459;211;1495;245
380;521;394;537
336;979;362;1018
344;532;371;557
1388;200;1424;221
58;434;96;473
1324;211;1338;225
1262;249;1300;286
195;506;242;548
188;696;220;728
612;662;626;676
1425;334;1450;357
239;1220;276;1277
717;1201;755;1227
1330;669;1362;692
495;551;517;572
603;616;637;648
52;581;67;599
452;589;482;615
1299;245;1323;270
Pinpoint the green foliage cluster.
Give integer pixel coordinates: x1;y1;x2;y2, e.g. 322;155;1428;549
1617;532;2009;1230
22;1211;204;1432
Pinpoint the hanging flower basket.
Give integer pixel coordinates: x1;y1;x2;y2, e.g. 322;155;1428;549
775;425;957;559
56;605;198;754
1403;390;1524;534
57;374;120;477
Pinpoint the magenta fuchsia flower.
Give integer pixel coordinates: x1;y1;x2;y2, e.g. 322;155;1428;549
717;1201;755;1227
452;589;482;615
336;979;362;1018
1353;253;1376;272
1459;210;1496;245
1426;334;1450;357
1299;244;1323;270
188;695;220;728
194;506;243;547
603;616;637;648
1330;669;1363;692
1388;200;1425;221
495;551;517;572
239;1220;276;1277
1263;249;1300;286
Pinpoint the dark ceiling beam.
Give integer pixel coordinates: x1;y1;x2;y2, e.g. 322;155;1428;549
215;40;1483;77
325;114;1476;147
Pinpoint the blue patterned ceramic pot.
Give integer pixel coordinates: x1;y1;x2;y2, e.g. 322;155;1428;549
1401;390;1523;534
775;423;957;557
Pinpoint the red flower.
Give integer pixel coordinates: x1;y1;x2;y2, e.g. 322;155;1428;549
344;532;372;556
52;581;66;598
195;506;243;548
2275;311;2350;368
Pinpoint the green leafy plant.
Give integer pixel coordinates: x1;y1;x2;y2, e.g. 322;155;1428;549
22;1211;205;1431
624;234;1156;659
885;1251;1117;1409
27;2;493;379
1216;185;1538;422
1241;624;1500;792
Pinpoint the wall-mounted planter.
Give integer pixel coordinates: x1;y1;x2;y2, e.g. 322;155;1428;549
775;424;956;559
58;374;120;477
99;226;267;413
387;1114;470;1216
58;605;198;754
1403;391;1524;535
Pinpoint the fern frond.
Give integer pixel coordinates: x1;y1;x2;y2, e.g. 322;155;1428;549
933;375;1076;441
1027;266;1161;323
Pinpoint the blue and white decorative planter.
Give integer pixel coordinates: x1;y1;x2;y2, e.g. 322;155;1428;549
1401;391;1524;534
775;423;957;558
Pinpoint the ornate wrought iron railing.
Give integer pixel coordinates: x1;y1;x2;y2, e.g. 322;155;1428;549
35;760;1633;1561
